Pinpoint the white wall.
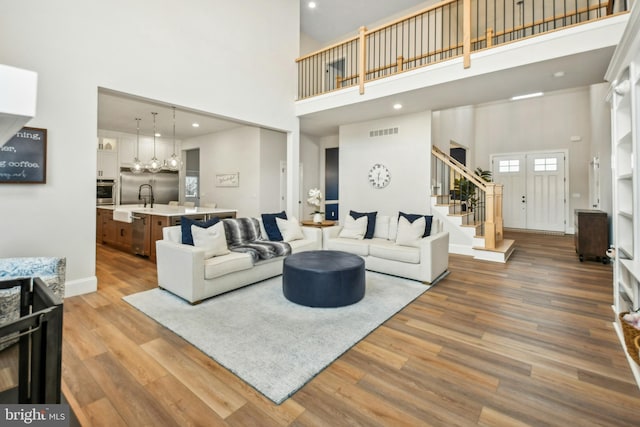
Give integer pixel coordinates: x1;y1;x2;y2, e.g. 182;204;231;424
0;0;299;295
181;127;287;218
338;111;431;221
259;128;287;214
299;32;324;57
182;126;261;218
300;134;321;219
589;83;613;226
432;106;476;163
474;87;594;231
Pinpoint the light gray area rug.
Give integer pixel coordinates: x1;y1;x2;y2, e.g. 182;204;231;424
123;272;430;404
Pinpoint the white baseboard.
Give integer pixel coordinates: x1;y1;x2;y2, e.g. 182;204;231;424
473;248;508;263
448;243;475;257
64;276;97;298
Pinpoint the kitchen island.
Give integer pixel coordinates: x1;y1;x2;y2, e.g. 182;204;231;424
97;204;237;261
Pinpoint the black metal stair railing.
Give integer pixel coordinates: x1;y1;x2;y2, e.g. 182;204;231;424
432;147;487;237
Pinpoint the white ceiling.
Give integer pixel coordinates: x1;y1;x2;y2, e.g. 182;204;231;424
300;0;429;44
98;90;242;140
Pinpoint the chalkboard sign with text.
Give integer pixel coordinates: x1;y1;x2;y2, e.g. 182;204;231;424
0;127;47;184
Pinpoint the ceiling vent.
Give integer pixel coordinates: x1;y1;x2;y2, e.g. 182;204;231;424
369;127;398;138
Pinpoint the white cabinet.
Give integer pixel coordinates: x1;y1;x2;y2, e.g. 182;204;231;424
157;139;177;165
606;4;640;388
97;150;118;179
118;135;137;167
118;136;176;169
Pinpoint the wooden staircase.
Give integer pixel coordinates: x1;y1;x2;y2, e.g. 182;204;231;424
431;146;515;263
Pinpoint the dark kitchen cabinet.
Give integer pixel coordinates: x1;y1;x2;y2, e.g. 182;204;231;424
150;215;171;261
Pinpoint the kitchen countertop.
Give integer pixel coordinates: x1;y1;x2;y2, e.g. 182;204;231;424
98;204;237;220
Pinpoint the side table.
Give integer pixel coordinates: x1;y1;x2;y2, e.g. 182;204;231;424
300;220;336;228
574;209;609;264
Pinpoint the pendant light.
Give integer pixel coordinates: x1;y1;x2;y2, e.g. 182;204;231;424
166;106;181;171
130;118;144;174
147;112;162;173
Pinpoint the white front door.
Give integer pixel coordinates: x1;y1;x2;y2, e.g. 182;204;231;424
526;152;566;232
492;151;566;232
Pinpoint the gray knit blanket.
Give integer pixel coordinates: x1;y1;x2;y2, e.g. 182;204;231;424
222;218;291;263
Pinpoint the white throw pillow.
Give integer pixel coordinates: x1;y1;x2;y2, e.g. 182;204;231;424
339;215;368;239
192;222;230;259
373;215;390;239
276;217;305;242
388;214;399;241
395;216;426;246
258;218;268;240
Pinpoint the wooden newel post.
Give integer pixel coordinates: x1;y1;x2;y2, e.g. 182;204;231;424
484;183;497;249
463;0;471;68
359;26;367;95
397;56;404;73
495;184;504;243
486;28;494;48
336;76;343;89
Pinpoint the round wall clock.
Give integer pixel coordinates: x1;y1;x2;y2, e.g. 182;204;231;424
368;163;391;189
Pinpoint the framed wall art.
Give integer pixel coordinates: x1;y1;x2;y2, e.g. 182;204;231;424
216;172;239;187
0;127;47;184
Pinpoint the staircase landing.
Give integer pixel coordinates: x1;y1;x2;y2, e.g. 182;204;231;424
432;195;515;263
472;238;516;263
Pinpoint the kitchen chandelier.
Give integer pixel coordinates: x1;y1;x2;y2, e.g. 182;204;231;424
147;112;162;173
165;106;181;171
130;117;143;174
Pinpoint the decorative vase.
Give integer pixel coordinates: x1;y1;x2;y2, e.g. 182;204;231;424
313;213;323;224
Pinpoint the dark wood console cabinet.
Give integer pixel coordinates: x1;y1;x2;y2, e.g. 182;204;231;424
574;209;609;263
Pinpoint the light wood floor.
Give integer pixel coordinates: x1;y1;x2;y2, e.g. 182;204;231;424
61;232;640;426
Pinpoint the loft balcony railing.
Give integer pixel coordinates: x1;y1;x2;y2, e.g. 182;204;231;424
296;0;628;99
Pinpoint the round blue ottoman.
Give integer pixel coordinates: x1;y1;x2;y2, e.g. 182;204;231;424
282;250;365;307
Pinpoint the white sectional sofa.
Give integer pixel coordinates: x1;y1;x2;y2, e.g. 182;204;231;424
156;219;321;304
322;215;449;284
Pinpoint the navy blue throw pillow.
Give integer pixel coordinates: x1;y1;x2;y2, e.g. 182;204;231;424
180;216;220;245
261;211;287;241
350;210;377;239
398;211;433;237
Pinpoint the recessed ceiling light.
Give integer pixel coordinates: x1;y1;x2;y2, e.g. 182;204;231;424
553;71;565;78
155;133;162;137
510;92;543;101
393;103;403;110
308;1;317;9
192;122;200;128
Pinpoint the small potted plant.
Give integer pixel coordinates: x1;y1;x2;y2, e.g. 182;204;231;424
307;188;324;223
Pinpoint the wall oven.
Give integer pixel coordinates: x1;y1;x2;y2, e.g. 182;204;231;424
97;179;115;205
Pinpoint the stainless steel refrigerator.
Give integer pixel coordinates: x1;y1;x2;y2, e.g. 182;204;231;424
119;169;179;205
